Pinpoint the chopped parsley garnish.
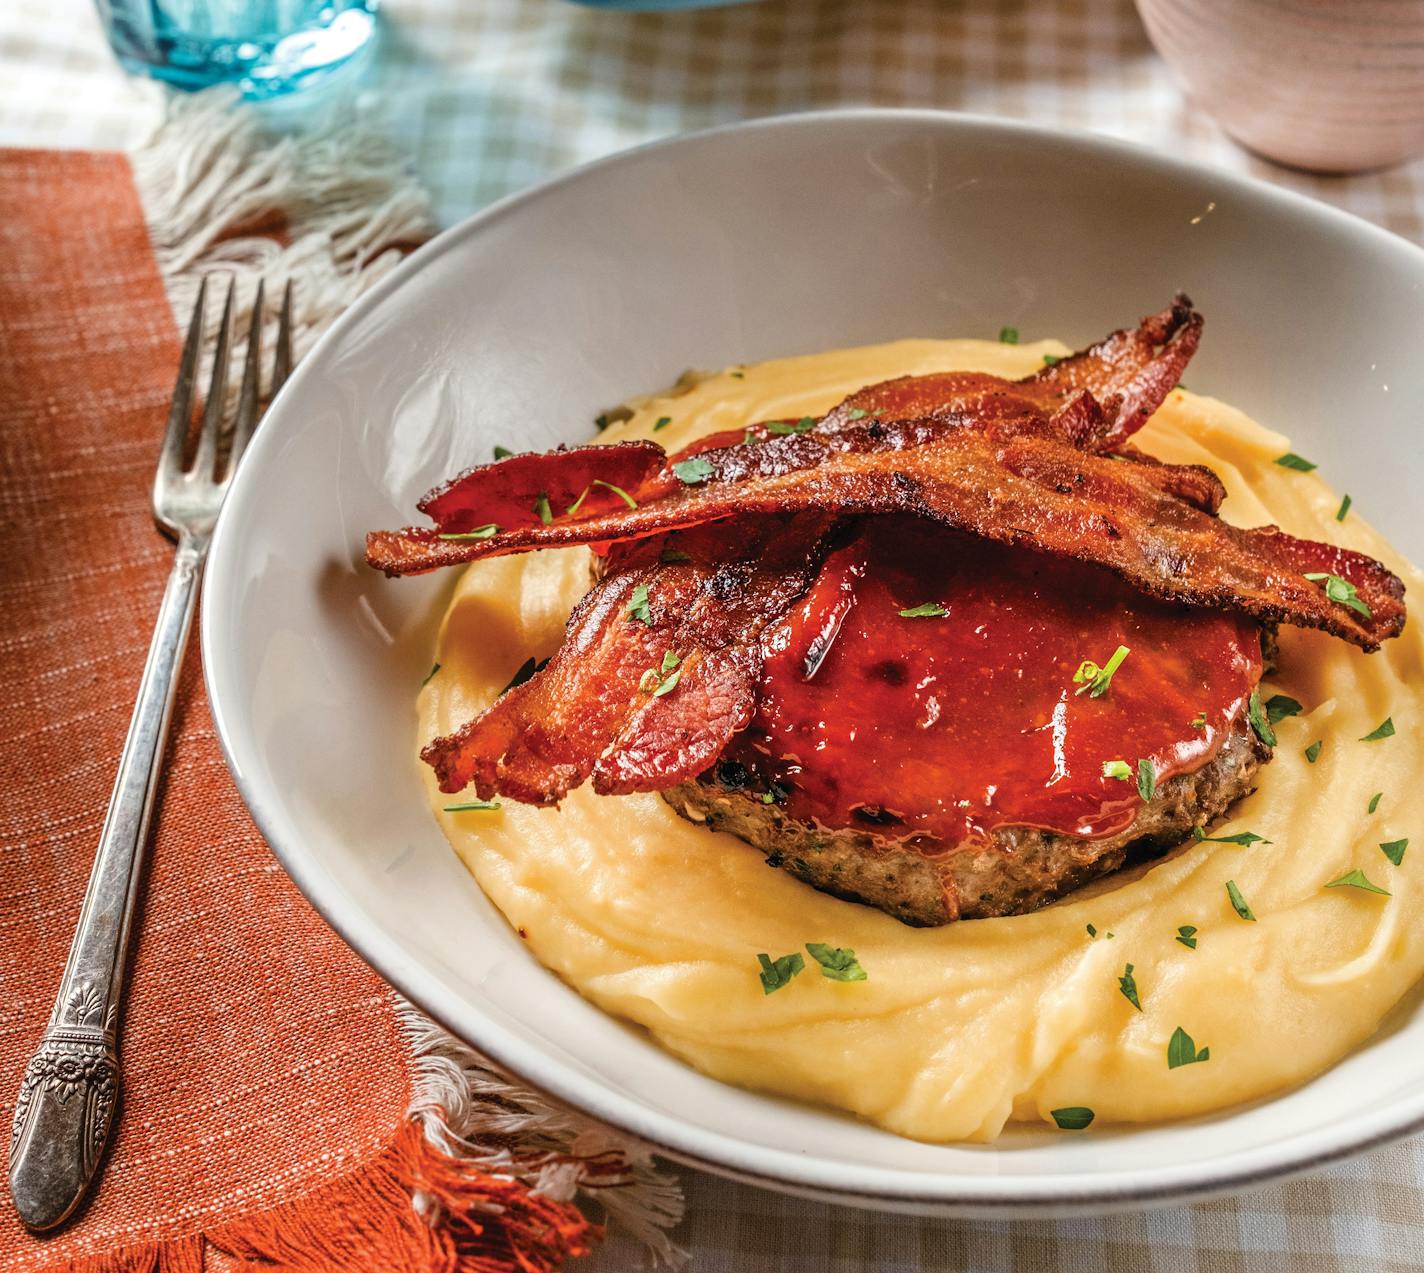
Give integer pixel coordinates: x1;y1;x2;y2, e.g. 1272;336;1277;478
1368;791;1384;814
1304;739;1323;764
899;602;948;618
420;662;441;688
845;407;878;420
1247;690;1277;747
761;783;789;806
1086;923;1097;938
444;800;501;812
499;656;547;696
1137;758;1157;801
1192;827;1271;847
493;444;513;459
660;548;692;564
1073;645;1130;698
1225;879;1255;921
1381;838;1409;867
1167;1026;1210;1069
1117;963;1143;1011
1050;1106;1094;1130
1102;760;1132;782
672;457;715;485
1336;493;1352;522
593;478;638;509
1191;712;1207;730
766;417;817;434
1361;717;1395;742
566;486;591;516
653;415;672;431
1175;925;1198;949
438;523;500;541
1264;694;1303;723
627;583;652;625
534;493;552;525
998;326;1020;345
806;943;868;982
638;650;683;697
1326;868;1390;896
1042;353;1061;365
757;951;804;994
1274;452;1317;472
1303;572;1372;619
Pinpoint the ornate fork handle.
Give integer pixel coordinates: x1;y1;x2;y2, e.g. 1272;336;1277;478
8;536;206;1230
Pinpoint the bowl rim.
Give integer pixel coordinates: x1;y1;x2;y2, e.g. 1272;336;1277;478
203;106;1424;1213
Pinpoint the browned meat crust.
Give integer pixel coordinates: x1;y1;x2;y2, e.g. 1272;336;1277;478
663;721;1269;926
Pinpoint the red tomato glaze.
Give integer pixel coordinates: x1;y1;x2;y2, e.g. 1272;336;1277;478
723;516;1263;851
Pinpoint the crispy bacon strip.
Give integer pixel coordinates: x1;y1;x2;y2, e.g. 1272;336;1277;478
418;440;665;533
422;516;836;798
818;295;1201;451
372;419;1405;650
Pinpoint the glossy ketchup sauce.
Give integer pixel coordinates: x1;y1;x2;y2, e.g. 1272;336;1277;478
724;517;1263;850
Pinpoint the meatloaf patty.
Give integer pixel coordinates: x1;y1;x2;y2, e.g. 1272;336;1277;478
662;719;1268;925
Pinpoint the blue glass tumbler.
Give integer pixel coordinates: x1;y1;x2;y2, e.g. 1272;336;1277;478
95;1;379;98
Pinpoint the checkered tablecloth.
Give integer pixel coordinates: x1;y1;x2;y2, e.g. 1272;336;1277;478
5;1;1424;1269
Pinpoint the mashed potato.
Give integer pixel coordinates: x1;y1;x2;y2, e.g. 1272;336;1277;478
419;338;1422;1142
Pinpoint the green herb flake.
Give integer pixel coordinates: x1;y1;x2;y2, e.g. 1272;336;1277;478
1361;717;1395;742
1265;694;1303;724
806;942;868;983
1050;1106;1094;1130
757;951;804;995
660;549;692;564
1175;925;1198;950
1305;739;1323;764
1042;353;1061;366
1336;493;1352;522
592;478;638;509
1247;690;1277;747
493;445;513;460
1102;760;1132;782
1381;838;1409;867
999;326;1020;345
1167;1026;1210;1069
672;457;715;485
1191;712;1207;730
1073;645;1130;698
1326;868;1391;896
444;800;502;812
1137;758;1157;801
1117;963;1143;1011
1086;923;1098;938
640;650;684;698
845;407;874;420
438;523;499;541
899;602;948;618
1225;879;1256;921
627;583;652;625
653;415;672;431
420;662;442;688
1192;827;1271;847
766;417;817;434
1303;572;1373;619
1275;452;1317;472
534;493;552;526
566;486;591;516
1369;791;1384;814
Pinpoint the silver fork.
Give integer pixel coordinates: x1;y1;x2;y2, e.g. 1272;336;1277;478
7;277;294;1231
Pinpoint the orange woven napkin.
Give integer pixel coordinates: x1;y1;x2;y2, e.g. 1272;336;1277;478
0;148;597;1273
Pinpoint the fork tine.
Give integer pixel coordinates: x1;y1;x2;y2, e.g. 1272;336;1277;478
271;280;294;399
157;276;207;482
227;278;264;475
192;276;235;479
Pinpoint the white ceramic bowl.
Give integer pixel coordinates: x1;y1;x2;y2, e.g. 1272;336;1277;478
203;110;1424;1216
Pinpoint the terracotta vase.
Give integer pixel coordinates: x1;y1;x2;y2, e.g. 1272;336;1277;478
1135;0;1424;173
